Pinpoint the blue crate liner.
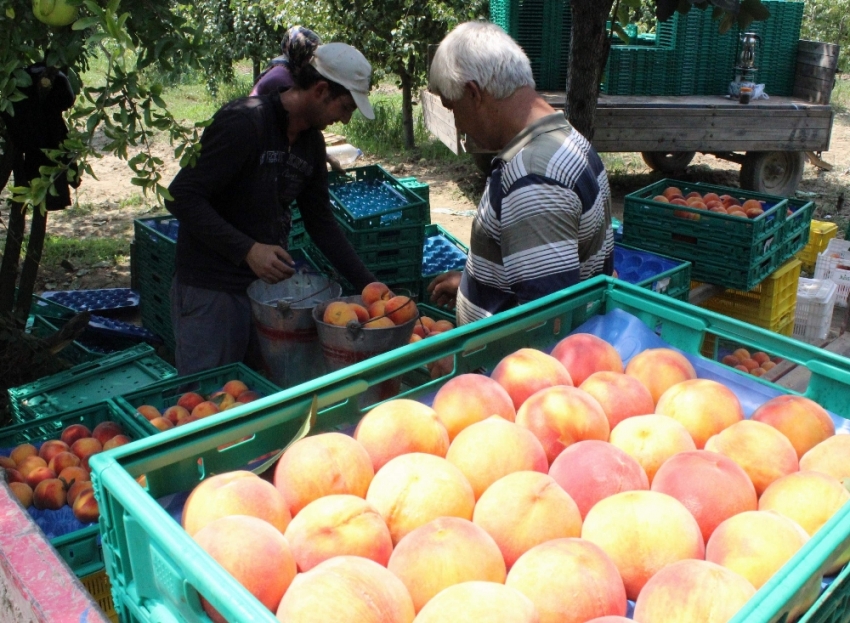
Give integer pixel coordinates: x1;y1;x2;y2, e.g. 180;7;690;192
88;315;162;343
422;233;468;275
39;288;140;314
613;245;682;285
330;180;409;225
142;217;179;241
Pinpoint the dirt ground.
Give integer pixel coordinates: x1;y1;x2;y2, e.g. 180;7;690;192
7;111;850;293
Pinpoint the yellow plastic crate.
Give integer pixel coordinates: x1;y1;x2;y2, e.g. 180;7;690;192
797;220;838;273
81;568;118;623
695;258;801;327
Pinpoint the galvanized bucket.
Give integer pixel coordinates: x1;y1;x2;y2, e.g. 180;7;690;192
247;272;341;390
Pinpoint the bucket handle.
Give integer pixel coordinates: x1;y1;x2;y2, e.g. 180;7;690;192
276;266;334;315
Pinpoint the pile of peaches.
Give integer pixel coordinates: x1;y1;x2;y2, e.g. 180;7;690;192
721;347;783;377
172;334;847;623
653;186;775;221
135;379;263;432
1;420;129;521
322;281;419;329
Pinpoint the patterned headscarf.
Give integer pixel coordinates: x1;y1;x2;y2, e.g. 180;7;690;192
281;26;322;69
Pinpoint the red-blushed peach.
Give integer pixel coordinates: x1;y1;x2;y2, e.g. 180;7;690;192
472;471;582;570
550;333;624;386
348;303;370;324
16;456;47;477
60;424;91;447
236;390;262;404
176;414;200;427
149;417;174;432
33;477;67;510
490;348;573;411
433;319;454;332
388;517;506;613
5;469;25;484
193;515;297;623
515;386;610;464
222;379;249;399
284;494;393;571
759;470;850;574
274;432;374;517
654;379;744;448
92;421;124;446
136;405;161;421
652;450;757;543
0;456;15;470
26;466;57;490
72;486;100;523
354;399;450;471
633;559;756;623
323;300;359;326
209;390;237;411
581;490;705;600
431;373;517;440
608;414;696;483
366;453;475;544
10;443;37;465
103;434;132;451
368;299;389;320
585;618;632;623
58;465;89;487
445;416;548;500
364;316;396;329
70;437;103;470
751;395;835;459
704;420;799;496
362;281;393;306
162;405;190;426
384;295;417;325
177;392;205;412
182;470;291;536
38;439;70;464
10;482;33;508
412;581;539;623
191;401;220;419
625;348;697;404
548;440;649;519
506;538;627;623
66;479;92;506
800;434;850;481
47;451;80;475
579;371;655;429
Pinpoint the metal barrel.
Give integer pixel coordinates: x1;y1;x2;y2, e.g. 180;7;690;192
247;272;341;390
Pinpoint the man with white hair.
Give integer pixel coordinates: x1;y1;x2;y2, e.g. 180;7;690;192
427;21;614;325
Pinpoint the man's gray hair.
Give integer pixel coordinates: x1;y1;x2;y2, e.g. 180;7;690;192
430;21;535;101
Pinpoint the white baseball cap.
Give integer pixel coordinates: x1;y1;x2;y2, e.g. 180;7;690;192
310;43;375;120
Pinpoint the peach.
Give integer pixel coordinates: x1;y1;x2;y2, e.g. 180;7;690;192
67;479;92;506
103;434;131;450
323;300;358;325
751;395;835;459
364;316;396;329
191;401;220;419
222;379;249;399
550;333;624;386
366;453;475;544
670;198;688;206
16;455;47;477
652;195;669;203
5;469;25;484
47;451;80;475
548;440;649;519
354;399;450;472
10;444;38;464
473;471;582;569
506;538;627;623
412;321;431;338
431;373;517;440
409;333;422;343
72;486;100;523
284;494;393;571
274;432;374;517
445;416;548;500
136;405;161;421
209;390;237;411
752;351;770;365
38;439;70;464
800;434;850;481
662;186;683;200
182;470;291;536
60;424;91;447
162;405;190;425
654;379;744;448
92;421;124;446
236;390;262;404
149;417;174;432
490;348;573;411
625;348;696;404
10;482;33;508
704;420;799;495
585;619;632;623
58;465;89;485
177;391;205;412
33;477;67;510
579;371;655;430
276;556;414;623
384;295;417;325
194;515;297;623
388;517;506;613
581;490;705;600
368;299;389;319
633;559;756;623
433;320;454;332
26;466;57;489
413;581;539;623
176;414;199;427
362;281;393;306
515;386;610;464
346;303;369;323
0;456;15;470
71;438;103;470
608;414;696;483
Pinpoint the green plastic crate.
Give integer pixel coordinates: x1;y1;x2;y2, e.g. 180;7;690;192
133;216;177;279
30;293;77;320
397;176;430;207
783;198;817;250
417;302;456;325
28;315;106;366
90;276;850;623
614;243;692;301
328;165;429;230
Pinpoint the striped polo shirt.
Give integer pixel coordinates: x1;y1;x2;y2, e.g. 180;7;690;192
456;112;614;325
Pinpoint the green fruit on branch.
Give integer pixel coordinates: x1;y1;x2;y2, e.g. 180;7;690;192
32;0;78;27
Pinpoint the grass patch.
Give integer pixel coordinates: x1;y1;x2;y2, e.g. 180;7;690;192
832;77;849;114
37;235;130;266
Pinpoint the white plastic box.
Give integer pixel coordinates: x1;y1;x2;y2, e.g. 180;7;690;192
814;239;850;308
793;278;838;343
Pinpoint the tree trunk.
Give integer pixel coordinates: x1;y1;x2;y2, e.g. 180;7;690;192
13;206;46;323
253;58;262;83
567;0;616;141
0;200;26;315
399;66;416;150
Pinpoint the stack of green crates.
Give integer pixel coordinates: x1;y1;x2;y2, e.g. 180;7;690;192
134;216;179;350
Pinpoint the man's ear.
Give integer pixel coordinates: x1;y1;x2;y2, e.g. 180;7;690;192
465;81;484;108
311;80;330;100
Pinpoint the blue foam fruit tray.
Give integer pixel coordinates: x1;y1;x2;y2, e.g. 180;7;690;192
39;288;140;314
613;246;683;286
422;234;468;275
331;180;408;225
143;218;179;241
88;315;161;343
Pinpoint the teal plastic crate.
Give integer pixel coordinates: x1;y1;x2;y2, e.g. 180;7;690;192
30;293;77;320
398;176;430;206
328;165;429;230
7;344;177;423
614;243;691;301
90;276;850;623
28;315;106;366
417;303;456;325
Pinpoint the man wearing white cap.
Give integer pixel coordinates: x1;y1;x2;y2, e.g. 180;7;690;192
165;42;377;376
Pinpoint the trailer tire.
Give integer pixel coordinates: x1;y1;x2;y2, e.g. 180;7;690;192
641;151;696;174
740;151;805;196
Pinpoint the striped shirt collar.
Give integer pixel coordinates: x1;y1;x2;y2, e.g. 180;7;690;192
497;112;571;162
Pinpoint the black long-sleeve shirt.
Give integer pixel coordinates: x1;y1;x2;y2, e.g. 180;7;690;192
166;93;374;293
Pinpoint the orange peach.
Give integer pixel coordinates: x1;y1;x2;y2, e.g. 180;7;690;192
236;390;261;404
194;515;297;623
364;316;396;328
431;373;517;440
413;581;539;623
653;195;670;203
608;414;696;483
103;434;131;451
670;198;688;206
177;391;205;412
473;471;582;569
10;444;37;465
182;470;291;536
800;434;850;481
409;333;422;344
47;451;80;475
388;517;506;613
354;399;450;471
366;453;475;544
66;479;92;506
92;421;124;446
209;390;237;411
361;281;393;306
222;379;249;398
742;199;763;212
704;420;799;496
33;477;67;510
72;486;100;523
433;319;454;332
284;494;393;571
655;379;744;448
651;450;757;542
550;333;624;386
26;466;57;489
276;556;415;623
136;405;161;421
581;490;705;600
633;559;756;623
625;348;696;404
506;538;627;623
384;295;417;325
703;192;721;203
515;386;610;464
176;414;199;427
548;440;649;519
60;424;91;447
663;186;684;200
162;405;190;425
348;303;370;323
191;401;220;419
323;300;358;326
368;299;389;319
38;439;70;464
5;469;24;484
58;465;89;486
491;348;573;411
70;437;103;470
579;371;655;430
751;395;835;459
445;416;548;500
10;482;33;508
149;417;174;432
16;455;47;477
274;432;374;517
585;618;634;623
0;456;15;470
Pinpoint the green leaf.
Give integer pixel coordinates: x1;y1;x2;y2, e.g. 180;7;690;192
72;16;101;30
5;7;14;18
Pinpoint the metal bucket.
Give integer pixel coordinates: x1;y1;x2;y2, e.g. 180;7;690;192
312;295;418;407
247;272;341;390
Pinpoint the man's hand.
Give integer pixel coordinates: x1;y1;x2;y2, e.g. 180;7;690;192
326;154;345;173
427;271;462;309
246;243;295;283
